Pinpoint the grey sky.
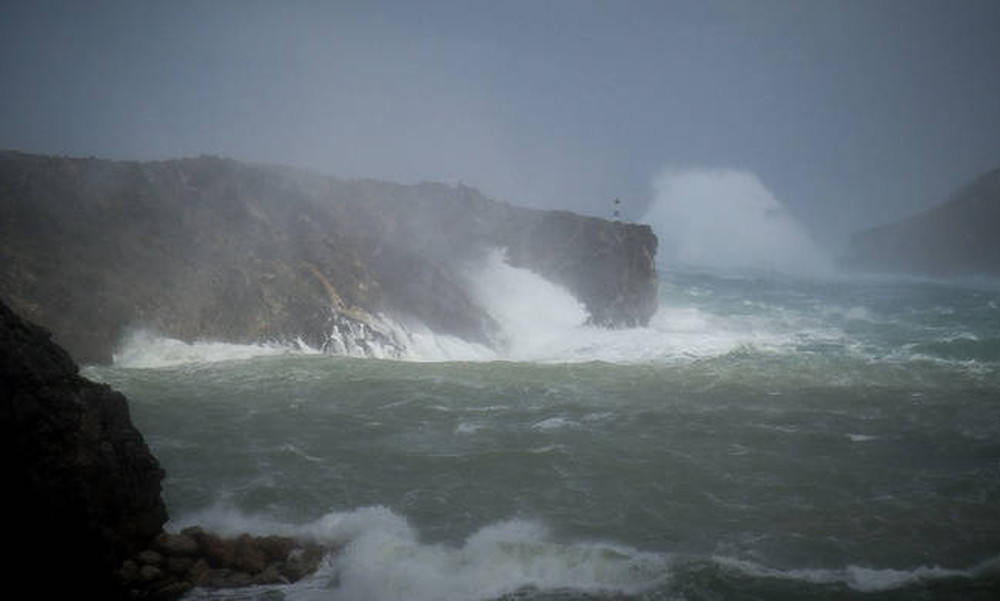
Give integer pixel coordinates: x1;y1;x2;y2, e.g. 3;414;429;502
2;0;998;248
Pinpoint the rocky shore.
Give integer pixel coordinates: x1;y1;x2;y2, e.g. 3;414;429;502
1;297;328;599
122;528;330;599
0;151;658;365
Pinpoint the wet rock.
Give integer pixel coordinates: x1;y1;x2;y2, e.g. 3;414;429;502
125;529;333;599
0;298;168;599
154;532;198;556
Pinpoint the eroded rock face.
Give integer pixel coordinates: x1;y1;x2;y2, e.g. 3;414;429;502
0;298;168;599
0;151;659;364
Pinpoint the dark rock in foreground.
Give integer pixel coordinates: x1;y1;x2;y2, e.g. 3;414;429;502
843;166;1000;277
1;297;332;599
0;297;168;599
0;151;658;364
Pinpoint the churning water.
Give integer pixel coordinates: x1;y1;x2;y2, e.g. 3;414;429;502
86;260;1000;601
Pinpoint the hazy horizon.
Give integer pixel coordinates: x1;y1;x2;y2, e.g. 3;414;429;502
2;0;998;250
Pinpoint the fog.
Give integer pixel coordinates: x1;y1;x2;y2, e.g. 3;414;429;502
2;0;998;249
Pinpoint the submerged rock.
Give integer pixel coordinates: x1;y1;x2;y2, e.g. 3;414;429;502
0;151;659;364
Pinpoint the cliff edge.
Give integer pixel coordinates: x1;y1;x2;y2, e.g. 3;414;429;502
0;151;658;363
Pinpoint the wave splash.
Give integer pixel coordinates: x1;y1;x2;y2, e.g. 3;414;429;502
176;505;669;601
311;507;667;601
175;503;1000;601
643;168;832;276
110;251;846;368
710;554;1000;594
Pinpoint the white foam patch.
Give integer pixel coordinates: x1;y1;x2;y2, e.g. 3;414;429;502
111;330;314;369
453;248;843;364
713;555;974;592
463;248;589;361
110;248;852;368
302;506;669;601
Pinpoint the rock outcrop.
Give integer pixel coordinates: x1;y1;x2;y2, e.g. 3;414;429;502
121;528;329;599
843;166;1000;277
0;296;168;599
0;151;658;364
1;297;333;599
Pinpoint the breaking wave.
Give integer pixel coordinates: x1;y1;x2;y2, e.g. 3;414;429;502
643;168;832;276
176;505;670;601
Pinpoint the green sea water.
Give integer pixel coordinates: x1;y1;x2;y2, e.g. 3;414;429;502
86;268;1000;600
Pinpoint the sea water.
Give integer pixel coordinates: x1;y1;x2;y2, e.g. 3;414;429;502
85;264;1000;601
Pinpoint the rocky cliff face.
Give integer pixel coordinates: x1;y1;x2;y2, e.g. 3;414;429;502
843;166;1000;277
0;297;167;598
0;151;658;363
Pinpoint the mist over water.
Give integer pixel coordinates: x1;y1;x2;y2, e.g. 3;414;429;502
96;187;1000;601
643;169;833;276
93;255;1000;601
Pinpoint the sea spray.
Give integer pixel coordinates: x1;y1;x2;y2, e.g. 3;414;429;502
111;329;314;368
188;506;673;601
463;248;589;360
90;269;1000;601
644;168;832;276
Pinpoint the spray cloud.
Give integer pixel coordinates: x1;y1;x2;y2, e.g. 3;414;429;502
643;168;832;275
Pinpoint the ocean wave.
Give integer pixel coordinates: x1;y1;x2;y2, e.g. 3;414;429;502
111;330;316;368
710;554;1000;593
298;507;669;601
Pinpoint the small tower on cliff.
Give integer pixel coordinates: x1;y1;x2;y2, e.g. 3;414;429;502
612;197;622;221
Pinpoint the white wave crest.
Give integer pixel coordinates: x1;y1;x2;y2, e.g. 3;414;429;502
111;330;315;368
300;506;669;601
712;555;984;592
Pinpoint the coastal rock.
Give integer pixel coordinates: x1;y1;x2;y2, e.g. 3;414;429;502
0;296;332;599
0;297;168;599
843;165;1000;277
0;151;659;364
121;527;331;599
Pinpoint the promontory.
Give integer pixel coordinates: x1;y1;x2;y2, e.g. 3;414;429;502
0;151;658;364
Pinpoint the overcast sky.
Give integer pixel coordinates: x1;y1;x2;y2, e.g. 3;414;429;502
2;0;998;247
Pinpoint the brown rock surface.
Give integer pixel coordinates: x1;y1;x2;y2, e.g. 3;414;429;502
0;151;658;364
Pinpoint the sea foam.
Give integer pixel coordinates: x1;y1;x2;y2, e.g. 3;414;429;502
110;245;850;368
711;555;984;592
301;507;669;601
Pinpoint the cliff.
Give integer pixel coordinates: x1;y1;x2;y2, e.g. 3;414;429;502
0;297;167;598
843;166;1000;277
0;151;658;363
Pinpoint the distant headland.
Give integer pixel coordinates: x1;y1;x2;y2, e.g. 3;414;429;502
842;165;1000;279
0;151;658;365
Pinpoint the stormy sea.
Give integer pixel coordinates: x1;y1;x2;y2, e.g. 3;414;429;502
85;255;1000;601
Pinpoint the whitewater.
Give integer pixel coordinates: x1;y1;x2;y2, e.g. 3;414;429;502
84;171;1000;600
